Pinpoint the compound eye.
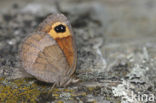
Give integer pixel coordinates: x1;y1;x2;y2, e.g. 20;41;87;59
54;24;66;33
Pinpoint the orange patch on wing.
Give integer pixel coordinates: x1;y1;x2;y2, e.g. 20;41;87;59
56;36;74;67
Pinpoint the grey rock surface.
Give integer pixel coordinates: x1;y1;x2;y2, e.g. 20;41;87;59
0;0;156;103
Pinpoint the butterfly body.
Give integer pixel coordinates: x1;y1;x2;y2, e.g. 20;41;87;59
20;14;77;86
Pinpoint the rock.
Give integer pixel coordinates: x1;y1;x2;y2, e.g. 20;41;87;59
0;0;156;103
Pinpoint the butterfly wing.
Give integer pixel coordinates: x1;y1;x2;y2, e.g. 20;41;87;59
20;32;70;83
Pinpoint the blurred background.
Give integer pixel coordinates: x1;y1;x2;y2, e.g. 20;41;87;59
0;0;156;103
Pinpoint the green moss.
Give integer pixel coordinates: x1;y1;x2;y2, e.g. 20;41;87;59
56;100;64;103
0;78;40;103
0;78;120;102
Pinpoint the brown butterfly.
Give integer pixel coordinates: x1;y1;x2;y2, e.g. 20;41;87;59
20;13;78;87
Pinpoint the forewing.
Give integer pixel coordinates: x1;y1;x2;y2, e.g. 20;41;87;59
36;13;77;76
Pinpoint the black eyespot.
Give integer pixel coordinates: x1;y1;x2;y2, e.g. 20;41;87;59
54;24;66;33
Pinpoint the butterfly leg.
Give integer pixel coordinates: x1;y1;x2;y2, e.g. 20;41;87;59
48;82;56;95
63;76;79;87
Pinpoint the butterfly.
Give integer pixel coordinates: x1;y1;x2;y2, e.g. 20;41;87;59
20;13;78;87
